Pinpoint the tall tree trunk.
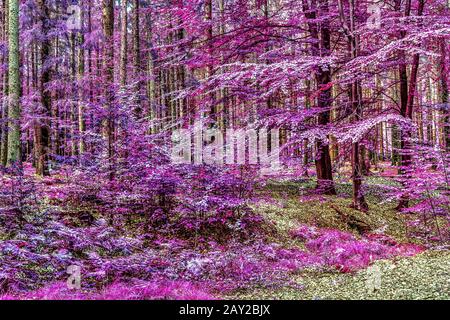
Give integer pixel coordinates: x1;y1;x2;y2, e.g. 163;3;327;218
310;0;336;194
70;32;77;157
119;0;127;87
205;0;216;125
86;0;93;154
6;0;20;166
145;0;158;133
132;0;142;117
303;79;312;177
35;0;51;176
338;0;368;211
78;3;85;155
102;0;115;180
0;0;9;166
397;0;425;210
439;39;449;152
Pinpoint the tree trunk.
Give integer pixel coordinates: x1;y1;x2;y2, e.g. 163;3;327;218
34;0;52;176
78;4;85;155
316;0;336;195
439;39;449;152
0;0;9;166
397;0;425;210
119;0;127;87
205;0;216;125
132;0;142;117
102;0;115;180
338;0;368;211
6;0;20;166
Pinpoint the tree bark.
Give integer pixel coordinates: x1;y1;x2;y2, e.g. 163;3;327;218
396;0;425;210
120;0;127;87
132;0;142;117
6;0;20;166
205;0;216;126
312;0;336;195
102;0;115;180
439;39;449;152
78;3;85;155
0;0;9;166
34;0;52;176
338;0;368;211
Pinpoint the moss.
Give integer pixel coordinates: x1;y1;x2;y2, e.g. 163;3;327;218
254;191;411;244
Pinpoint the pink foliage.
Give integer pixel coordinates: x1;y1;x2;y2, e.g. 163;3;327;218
292;226;424;272
3;280;214;301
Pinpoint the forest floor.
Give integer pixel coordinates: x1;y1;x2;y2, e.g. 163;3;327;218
1;167;448;300
227;177;450;300
229;250;450;300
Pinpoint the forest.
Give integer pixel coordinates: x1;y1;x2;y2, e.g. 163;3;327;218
0;0;448;300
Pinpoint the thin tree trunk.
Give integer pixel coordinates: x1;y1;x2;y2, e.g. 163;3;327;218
78;3;85;155
0;0;9;166
120;0;127;87
132;0;142;117
205;0;216;125
439;39;449;152
102;0;115;180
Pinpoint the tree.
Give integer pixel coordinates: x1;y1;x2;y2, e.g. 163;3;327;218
120;0;128;87
77;0;86;155
6;0;20;166
303;0;336;195
440;39;449;152
338;0;368;211
102;0;115;180
132;0;141;117
396;0;425;210
0;0;9;166
35;0;52;176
